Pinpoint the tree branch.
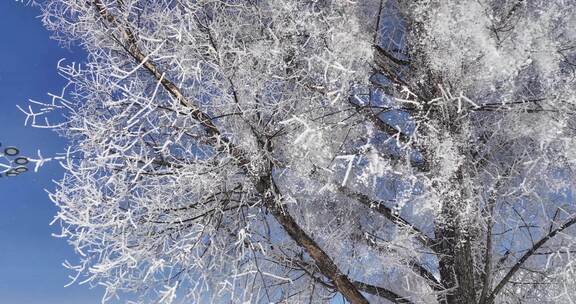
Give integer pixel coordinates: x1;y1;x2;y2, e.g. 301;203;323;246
359;231;443;291
485;214;576;303
338;186;437;252
279;253;414;303
478;189;497;304
352;280;413;303
93;0;221;138
92;2;369;302
347;96;430;171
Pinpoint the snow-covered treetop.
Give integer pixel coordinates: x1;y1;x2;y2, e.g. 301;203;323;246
23;0;576;303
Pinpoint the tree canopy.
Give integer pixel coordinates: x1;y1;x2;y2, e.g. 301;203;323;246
26;0;576;303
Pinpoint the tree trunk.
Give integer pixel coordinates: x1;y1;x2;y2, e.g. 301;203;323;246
436;170;477;304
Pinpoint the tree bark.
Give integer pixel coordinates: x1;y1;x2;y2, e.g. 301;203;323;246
436;170;477;304
256;176;371;304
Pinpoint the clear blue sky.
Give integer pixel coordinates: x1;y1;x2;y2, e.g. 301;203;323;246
0;2;103;303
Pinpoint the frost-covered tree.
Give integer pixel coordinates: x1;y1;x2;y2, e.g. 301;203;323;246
25;0;576;303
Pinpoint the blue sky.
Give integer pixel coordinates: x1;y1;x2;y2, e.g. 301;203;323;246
0;1;103;303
